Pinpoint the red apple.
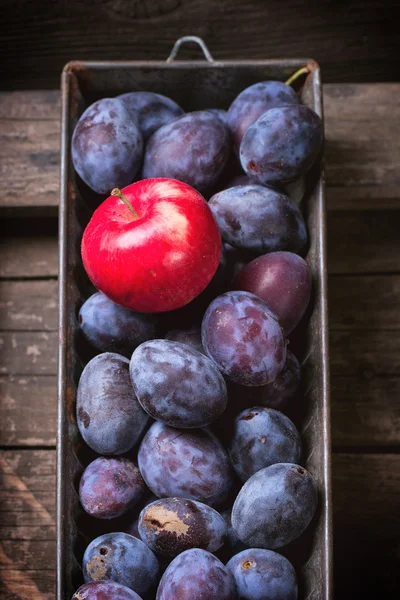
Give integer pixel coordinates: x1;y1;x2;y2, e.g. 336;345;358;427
81;178;222;313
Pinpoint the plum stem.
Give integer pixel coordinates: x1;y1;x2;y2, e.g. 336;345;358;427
285;66;309;87
111;188;140;219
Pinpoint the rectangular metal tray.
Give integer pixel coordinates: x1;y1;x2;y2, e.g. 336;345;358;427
58;39;332;600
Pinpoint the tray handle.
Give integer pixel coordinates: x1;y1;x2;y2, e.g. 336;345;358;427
166;36;214;63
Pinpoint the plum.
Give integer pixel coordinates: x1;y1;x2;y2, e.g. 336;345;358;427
76;353;149;455
72;581;143;600
79;292;158;358
228;407;302;482
79;457;145;519
130;340;227;428
118;91;183;140
202;291;286;386
228;81;300;148
226;548;297;600
142;111;230;193
138;497;226;557
138;421;233;506
240;104;323;184
156;548;236;600
72;98;143;194
83;532;159;599
209;185;307;254
233;251;311;334
232;463;318;549
164;326;204;354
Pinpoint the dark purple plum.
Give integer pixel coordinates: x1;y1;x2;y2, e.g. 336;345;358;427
72;98;143;194
79;292;158;358
125;493;158;539
229;407;302;482
206;108;230;127
232;463;318;549
233;252;311;334
142;111;230;193
226;548;297;600
72;581;142;600
118;91;184;140
138;421;233;506
77;353;149;455
83;532;159;599
238;350;302;411
240;104;323;184
219;509;248;560
228;81;300;148
202;291;286;386
79;457;145;519
130;340;227;428
225;174;305;205
156;548;236;600
138;497;226;557
209;185;307;254
164;326;204;354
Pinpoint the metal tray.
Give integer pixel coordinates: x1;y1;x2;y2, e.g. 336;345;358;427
58;37;332;600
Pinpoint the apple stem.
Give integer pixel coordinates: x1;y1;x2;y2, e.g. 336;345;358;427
285;66;309;87
111;188;140;220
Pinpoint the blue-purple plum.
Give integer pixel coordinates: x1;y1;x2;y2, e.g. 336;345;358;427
228;81;300;148
83;532;160;599
240;105;323;184
118;91;183;140
206;108;230;127
142;111;230;193
72;98;143;194
130;340;227;428
226;548;297;600
209;185;307;254
226;174;305;205
229;407;302;482
138;497;226;557
233;251;311;334
202;291;286;386
79;292;158;358
156;548;237;600
77;353;149;455
79;457;145;519
220;509;248;560
138;421;233;506
164;326;204;354
239;350;302;411
72;581;143;600
125;493;158;539
232;463;318;549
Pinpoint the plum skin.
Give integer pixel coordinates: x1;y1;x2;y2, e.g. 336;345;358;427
130;339;227;428
79;457;145;519
156;548;237;600
118;91;183;140
226;548;298;600
72;97;143;195
201;291;287;386
232;463;318;549
83;532;160;599
72;581;143;600
76;353;149;455
228;407;302;482
138;497;227;557
138;421;233;507
233;251;311;334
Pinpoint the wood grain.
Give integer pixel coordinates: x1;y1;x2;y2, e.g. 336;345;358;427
0;0;398;89
0;281;58;331
0;235;58;278
1;84;400;213
1;449;398;599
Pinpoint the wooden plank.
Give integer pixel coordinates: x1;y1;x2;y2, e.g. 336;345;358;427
0;377;57;446
324;84;400;210
333;453;400;599
0;450;55;600
0;281;58;331
2;84;400;213
0;332;58;376
0;235;58;279
1;449;398;599
328;210;400;275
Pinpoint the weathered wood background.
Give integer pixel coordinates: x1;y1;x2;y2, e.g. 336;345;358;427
0;0;399;89
1;83;400;599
